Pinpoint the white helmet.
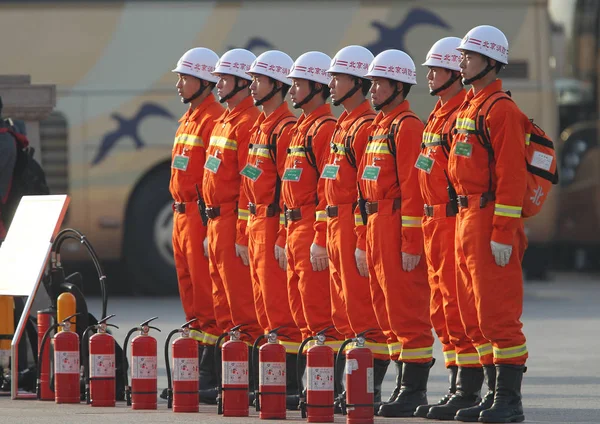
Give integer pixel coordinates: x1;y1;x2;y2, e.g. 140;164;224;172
287;51;332;85
365;49;417;85
327;45;374;78
247;50;294;85
213;48;256;81
457;25;509;65
422;37;462;72
172;48;219;83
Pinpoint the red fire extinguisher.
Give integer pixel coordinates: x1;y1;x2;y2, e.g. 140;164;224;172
252;326;288;419
36;308;55;401
164;318;199;413
83;314;118;407
337;330;375;424
299;326;336;423
123;316;160;410
216;324;251;417
37;313;80;404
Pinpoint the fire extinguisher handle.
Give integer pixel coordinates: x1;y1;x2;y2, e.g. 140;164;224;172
106;323;119;330
139;316;159;327
60;312;81;324
180;318;198;329
355;328;377;339
97;313;116;325
148;326;161;332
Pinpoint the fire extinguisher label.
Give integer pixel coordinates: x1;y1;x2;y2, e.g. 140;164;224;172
173;357;198;381
307;367;334;391
90;354;115;377
223;361;248;385
132;356;157;379
260;362;286;386
366;367;374;393
345;358;359;374
54;350;80;374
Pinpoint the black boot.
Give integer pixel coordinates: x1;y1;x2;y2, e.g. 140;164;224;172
455;365;495;422
286;353;305;410
198;345;220;405
334;355;346;414
479;365;525;423
377;360;432;417
383;360;402;404
425;366;483;419
373;358;390;413
413;365;458;418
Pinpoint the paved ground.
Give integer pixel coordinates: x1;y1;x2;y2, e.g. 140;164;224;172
1;271;599;423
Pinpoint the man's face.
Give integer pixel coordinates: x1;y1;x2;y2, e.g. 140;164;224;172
328;73;355;104
289;78;313;106
249;74;275;103
176;73;201;100
369;77;396;107
427;66;453;93
459;50;488;82
215;74;239;100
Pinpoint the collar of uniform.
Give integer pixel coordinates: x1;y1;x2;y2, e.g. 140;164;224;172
186;93;217;122
258;102;293;135
296;103;333;133
466;79;503;107
338;100;372;131
217;95;256;124
375;100;411;129
434;89;467;120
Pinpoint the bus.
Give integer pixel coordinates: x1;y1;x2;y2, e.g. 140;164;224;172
0;0;558;293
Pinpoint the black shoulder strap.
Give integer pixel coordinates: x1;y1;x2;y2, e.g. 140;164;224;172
388;112;420;158
269;116;296;167
343;114;374;169
304;116;336;175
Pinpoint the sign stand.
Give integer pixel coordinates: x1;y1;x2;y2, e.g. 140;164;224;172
0;195;70;399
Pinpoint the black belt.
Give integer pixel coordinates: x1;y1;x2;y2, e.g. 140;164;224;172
248;203;277;217
205;207;221;219
173;202;186;213
424;203;457;218
285;208;302;222
365;198;401;215
457;193;496;209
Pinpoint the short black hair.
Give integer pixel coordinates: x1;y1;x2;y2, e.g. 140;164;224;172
281;84;291;99
360;78;372;96
494;62;504;75
321;85;331;100
402;83;412;99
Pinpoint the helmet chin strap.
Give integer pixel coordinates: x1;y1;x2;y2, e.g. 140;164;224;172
462;58;495;86
429;72;461;96
254;79;282;107
373;83;401;111
333;78;361;107
183;81;208;104
293;81;321;109
219;77;249;104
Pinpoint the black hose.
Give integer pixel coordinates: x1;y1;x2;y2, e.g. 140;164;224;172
80;325;95;404
164;329;179;409
36;323;59;399
251;333;268;411
335;338;354;416
214;332;229;415
297;336;314;419
122;326;139;406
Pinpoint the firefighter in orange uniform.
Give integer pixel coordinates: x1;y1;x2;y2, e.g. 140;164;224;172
282;51;342;346
200;48;262;402
324;45;391;410
169;47;224;398
242;50;305;409
357;49;434;418
414;37;490;420
449;26;529;423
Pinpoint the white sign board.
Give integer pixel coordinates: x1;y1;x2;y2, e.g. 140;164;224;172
0;195;70;296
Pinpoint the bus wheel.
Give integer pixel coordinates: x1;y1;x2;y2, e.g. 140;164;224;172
123;166;177;295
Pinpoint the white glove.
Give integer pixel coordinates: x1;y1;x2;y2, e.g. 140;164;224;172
402;252;421;272
491;241;512;267
235;243;250;266
355;248;368;278
203;237;209;258
274;244;288;270
310;243;329;272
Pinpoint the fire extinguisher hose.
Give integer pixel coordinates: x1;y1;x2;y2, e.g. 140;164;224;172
163;328;180;409
36;323;60;400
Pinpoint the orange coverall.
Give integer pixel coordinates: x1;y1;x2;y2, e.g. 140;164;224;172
418;90;490;368
281;103;341;343
448;80;529;366
357;100;434;363
170;93;223;345
202;95;263;342
323;100;389;359
242;102;303;352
